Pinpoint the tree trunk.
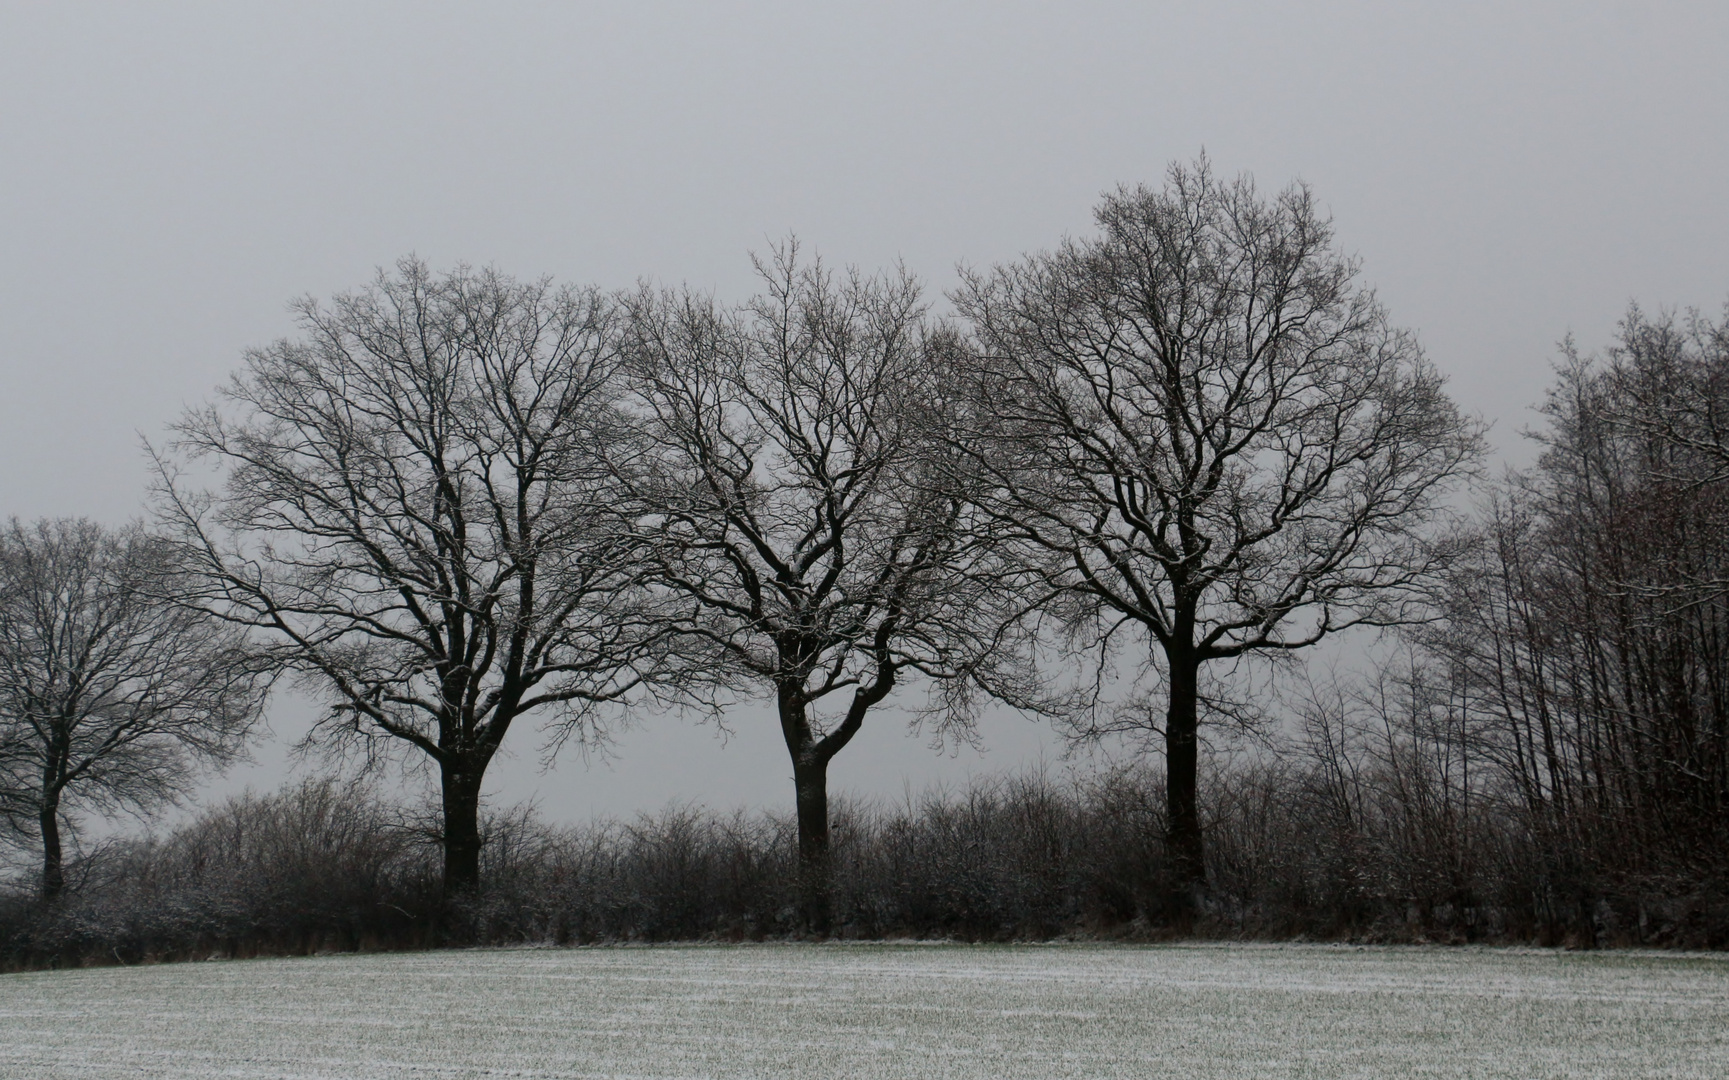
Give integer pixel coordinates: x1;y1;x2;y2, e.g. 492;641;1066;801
793;756;832;934
776;663;887;936
1164;648;1205;920
39;792;64;903
441;761;484;899
777;680;835;935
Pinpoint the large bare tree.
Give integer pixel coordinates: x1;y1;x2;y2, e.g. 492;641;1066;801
159;259;686;898
953;159;1483;907
0;518;266;901
623;245;1044;930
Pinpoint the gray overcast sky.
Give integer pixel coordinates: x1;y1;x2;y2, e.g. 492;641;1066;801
3;1;1727;822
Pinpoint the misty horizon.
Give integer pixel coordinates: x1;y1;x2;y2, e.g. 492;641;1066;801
3;1;1726;826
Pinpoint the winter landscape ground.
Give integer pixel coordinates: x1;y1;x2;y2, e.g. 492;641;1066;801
1;943;1726;1079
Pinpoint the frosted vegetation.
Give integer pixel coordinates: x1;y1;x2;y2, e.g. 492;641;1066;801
5;161;1728;953
3;943;1726;1078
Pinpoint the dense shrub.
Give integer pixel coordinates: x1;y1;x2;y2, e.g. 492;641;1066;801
0;779;439;967
5;756;1726;970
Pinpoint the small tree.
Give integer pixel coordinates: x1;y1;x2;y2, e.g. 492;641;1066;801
159;259;688;900
953;158;1483;909
623;244;1043;931
0;518;266;901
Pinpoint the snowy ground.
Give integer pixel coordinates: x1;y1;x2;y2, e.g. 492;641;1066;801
2;943;1727;1078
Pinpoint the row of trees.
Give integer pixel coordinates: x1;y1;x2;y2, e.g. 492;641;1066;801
11;157;1620;942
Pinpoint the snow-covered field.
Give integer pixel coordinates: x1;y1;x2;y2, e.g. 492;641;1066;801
2;943;1727;1078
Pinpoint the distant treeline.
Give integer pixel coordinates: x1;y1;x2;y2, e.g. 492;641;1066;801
3;158;1727;959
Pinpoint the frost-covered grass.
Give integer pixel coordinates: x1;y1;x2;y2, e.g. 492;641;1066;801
2;943;1727;1078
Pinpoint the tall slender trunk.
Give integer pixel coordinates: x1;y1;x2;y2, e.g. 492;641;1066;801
39;790;64;903
1164;645;1205;918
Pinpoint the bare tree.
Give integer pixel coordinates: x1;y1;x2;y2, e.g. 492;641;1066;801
952;158;1483;907
158;259;690;898
623;244;1044;931
0;518;266;901
1601;304;1729;487
1426;307;1729;899
1592;304;1729;607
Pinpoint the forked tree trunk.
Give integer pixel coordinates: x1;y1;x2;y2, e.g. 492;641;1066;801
779;680;840;936
776;664;887;936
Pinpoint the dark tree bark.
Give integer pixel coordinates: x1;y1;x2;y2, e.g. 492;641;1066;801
779;654;898;931
1163;647;1203;907
37;789;63;903
953;158;1484;901
440;761;485;894
790;745;833;930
